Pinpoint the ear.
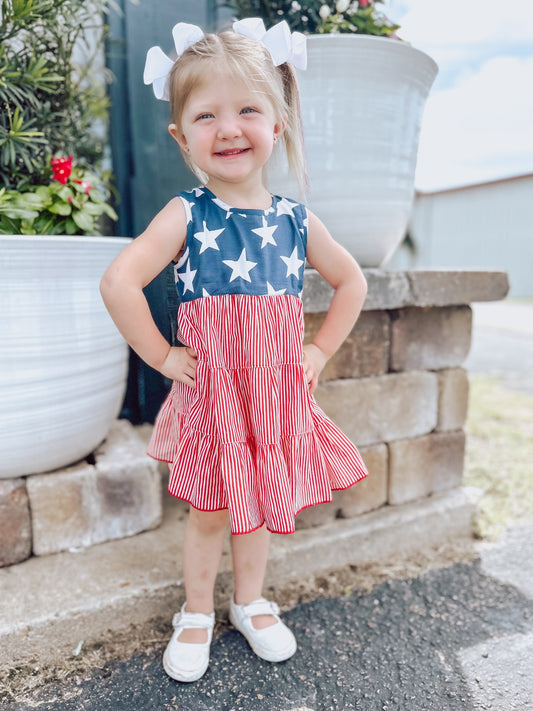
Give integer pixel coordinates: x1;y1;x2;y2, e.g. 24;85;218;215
273;119;286;143
168;123;188;151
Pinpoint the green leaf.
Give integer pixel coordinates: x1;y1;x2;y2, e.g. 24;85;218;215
83;201;105;216
64;217;79;235
101;202;118;221
35;185;52;202
16;192;44;208
48;201;72;216
88;188;103;204
72;210;94;232
0;206;39;220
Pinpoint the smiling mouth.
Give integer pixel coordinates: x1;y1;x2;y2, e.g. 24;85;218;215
215;148;250;156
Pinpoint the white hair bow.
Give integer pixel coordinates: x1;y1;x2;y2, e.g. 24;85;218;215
233;18;307;70
143;23;205;101
143;18;307;101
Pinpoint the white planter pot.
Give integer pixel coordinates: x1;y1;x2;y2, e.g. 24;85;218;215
269;35;438;267
0;235;130;478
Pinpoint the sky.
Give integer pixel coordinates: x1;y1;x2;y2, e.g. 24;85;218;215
386;0;533;191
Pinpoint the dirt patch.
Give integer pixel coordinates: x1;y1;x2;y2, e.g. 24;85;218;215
0;538;476;706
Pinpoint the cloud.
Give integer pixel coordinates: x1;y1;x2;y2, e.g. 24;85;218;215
415;55;533;190
397;0;533;49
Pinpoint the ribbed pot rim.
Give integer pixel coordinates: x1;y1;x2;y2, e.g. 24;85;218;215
306;33;438;73
0;234;128;246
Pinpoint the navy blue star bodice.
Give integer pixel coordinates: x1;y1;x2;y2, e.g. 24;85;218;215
173;187;308;303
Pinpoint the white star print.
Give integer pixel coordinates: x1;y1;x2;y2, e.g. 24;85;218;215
222;248;257;283
252;216;278;249
266;282;286;296
193;221;225;253
182;199;194;224
202;288;210;297
193;187;204;197
280;247;305;278
178;260;197;294
277;197;299;218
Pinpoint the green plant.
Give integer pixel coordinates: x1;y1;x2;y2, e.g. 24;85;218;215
0;0;118;234
0;155;118;235
220;0;400;37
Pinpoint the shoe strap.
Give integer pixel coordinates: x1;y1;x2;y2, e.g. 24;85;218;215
241;597;280;618
172;605;214;631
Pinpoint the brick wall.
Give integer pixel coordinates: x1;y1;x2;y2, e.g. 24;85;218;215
0;269;509;567
295;268;508;529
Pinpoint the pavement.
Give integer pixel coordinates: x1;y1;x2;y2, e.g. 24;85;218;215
2;521;532;711
465;299;533;397
2;298;533;710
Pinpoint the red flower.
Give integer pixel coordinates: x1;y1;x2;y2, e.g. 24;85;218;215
51;156;73;184
359;0;370;7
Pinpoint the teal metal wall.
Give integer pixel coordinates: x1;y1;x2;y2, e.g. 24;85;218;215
106;0;230;422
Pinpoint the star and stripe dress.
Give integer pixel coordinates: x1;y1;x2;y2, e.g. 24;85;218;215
147;186;368;535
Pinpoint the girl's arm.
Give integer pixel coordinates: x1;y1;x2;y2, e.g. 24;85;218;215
100;197;197;387
303;209;368;394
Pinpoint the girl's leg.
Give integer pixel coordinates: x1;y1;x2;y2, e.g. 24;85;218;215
180;507;229;643
231;524;277;629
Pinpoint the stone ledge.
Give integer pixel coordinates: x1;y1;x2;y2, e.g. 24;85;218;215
305;310;390;379
314;371;439;447
406;270;510;307
437;368;469;432
302;268;510;313
27;421;162;556
0;478;31;567
388;430;466;505
390;305;472;371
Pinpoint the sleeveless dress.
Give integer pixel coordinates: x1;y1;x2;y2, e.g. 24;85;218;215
147;186;368;535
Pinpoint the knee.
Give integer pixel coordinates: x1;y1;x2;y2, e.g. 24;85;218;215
188;507;229;536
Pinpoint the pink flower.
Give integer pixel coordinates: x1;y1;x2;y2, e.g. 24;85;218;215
359;0;370;7
74;179;93;195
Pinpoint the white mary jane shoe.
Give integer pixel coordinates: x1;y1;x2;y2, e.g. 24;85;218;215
229;596;297;662
162;603;215;683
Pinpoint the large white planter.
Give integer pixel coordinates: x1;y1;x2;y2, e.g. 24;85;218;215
270;34;438;267
0;235;130;478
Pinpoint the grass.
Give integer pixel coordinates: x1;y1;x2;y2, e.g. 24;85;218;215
464;375;533;538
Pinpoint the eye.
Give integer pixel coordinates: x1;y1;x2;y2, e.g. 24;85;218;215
240;107;257;115
196;112;214;120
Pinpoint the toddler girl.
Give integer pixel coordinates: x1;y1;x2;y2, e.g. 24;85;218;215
100;17;368;683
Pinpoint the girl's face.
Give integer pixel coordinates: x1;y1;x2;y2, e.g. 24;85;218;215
170;73;284;191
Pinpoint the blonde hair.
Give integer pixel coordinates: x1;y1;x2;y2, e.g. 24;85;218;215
168;30;307;194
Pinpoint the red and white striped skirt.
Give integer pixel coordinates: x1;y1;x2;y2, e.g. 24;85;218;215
148;294;368;535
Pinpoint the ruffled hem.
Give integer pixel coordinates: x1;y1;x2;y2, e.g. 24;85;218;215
147;389;368;535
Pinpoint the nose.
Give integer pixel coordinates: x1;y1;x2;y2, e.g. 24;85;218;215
216;114;242;140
